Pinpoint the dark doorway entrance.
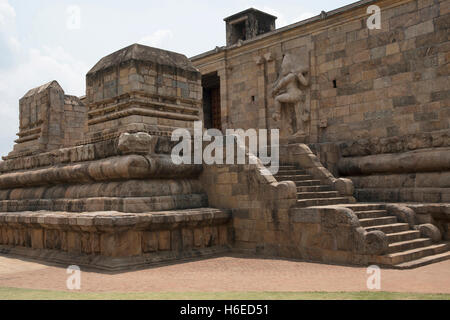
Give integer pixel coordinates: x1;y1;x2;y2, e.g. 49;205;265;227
202;72;221;131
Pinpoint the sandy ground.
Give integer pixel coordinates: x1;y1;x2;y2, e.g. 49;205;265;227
0;254;449;294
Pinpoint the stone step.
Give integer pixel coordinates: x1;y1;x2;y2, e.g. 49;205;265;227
359;216;398;228
342;204;386;212
392;250;450;269
296;197;350;208
297;191;340;200
355;210;389;219
388;238;433;254
297;185;333;192
376;243;449;266
278;165;297;170
277;169;307;175
294;180;323;187
386;230;421;244
365;223;410;234
275;175;313;181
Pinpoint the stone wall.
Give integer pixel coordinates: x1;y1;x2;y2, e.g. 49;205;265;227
193;0;449;143
5;81;86;160
63;95;86;147
313;0;448;144
407;203;450;240
85;44;203;143
192;0;450;203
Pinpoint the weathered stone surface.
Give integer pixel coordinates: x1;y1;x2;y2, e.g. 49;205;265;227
333;178;354;196
4;81;86;160
224;8;276;46
339;131;450;157
100;231;142;257
338;147;450;176
85;43;202;141
416;223;442;243
118;132;158;154
192;0;449;205
364;231;388;255
0;155;202;189
386;204;417;227
0;208;232;268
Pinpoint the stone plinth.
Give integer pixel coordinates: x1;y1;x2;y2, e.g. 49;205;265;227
0;208;232;270
85;44;202;143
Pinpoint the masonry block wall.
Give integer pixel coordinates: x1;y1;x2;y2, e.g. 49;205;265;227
4;81;86;161
313;0;448;144
85;44;203;143
193;0;448;143
63;95;87;147
192;0;450;202
199;146;298;253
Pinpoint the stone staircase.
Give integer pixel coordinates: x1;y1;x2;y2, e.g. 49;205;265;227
275;165;450;269
275;165;355;208
344;204;450;269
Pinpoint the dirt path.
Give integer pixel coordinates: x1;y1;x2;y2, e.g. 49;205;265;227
0;254;449;294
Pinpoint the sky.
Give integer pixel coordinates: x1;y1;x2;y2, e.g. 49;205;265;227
0;0;356;158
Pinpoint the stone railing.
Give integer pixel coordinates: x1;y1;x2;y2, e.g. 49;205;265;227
198;138;377;262
387;204;447;242
281;143;355;198
200;135;298;254
290;205;388;265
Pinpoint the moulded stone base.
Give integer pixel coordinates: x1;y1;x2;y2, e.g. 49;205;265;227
0;194;208;213
0;245;231;271
0;208;232;270
355;188;450;203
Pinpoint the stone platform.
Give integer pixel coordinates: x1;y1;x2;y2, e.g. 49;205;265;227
0;208;232;271
0;44;230;271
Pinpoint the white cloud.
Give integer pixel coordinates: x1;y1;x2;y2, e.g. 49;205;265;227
0;0;19;54
5;34;19;51
0;0;15;27
139;29;174;47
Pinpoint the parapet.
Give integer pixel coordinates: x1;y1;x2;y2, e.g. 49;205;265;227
4;81;86;160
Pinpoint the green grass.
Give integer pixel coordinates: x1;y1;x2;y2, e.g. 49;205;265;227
0;287;449;300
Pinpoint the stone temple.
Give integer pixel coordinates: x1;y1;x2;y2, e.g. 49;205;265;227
0;0;448;270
